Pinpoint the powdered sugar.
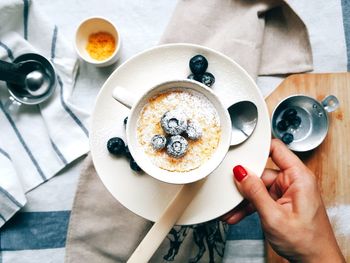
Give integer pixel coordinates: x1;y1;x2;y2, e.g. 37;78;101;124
137;89;221;172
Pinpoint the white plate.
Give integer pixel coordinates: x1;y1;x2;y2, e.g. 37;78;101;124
90;43;271;225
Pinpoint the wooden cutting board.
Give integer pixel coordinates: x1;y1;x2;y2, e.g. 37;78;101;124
265;73;350;262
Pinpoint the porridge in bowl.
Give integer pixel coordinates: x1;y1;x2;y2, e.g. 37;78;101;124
137;89;221;172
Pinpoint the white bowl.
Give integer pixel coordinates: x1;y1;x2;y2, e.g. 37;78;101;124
113;79;232;185
75;16;121;67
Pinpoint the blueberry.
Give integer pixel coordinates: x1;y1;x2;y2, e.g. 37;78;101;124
282;108;297;121
277;119;289;131
282;133;294;145
130;158;142;172
123;117;128;126
200;72;215;87
189;55;208;75
186;120;202;140
290;116;301;129
187;73;202;82
166;135;188;158
161;110;188;135
107;137;125;155
151;134;167;150
124;145;132;159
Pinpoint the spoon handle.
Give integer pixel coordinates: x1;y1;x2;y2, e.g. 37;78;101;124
127;179;205;263
0;60;26;86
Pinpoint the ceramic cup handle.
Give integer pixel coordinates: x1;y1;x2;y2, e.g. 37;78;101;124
112;86;134;109
322;95;339;113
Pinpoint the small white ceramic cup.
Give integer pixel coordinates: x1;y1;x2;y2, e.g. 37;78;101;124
112;80;232;185
75;16;121;67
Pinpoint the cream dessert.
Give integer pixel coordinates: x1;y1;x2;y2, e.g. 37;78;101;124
136;89;221;172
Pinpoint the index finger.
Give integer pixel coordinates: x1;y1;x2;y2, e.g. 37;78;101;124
270;139;305;170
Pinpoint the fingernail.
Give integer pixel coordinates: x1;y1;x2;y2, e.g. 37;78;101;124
233;165;248;182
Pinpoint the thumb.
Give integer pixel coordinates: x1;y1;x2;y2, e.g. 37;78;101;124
233;165;278;220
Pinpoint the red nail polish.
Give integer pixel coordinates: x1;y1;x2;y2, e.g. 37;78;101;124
233;165;248;182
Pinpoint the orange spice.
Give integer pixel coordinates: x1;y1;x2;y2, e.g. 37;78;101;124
86;32;116;61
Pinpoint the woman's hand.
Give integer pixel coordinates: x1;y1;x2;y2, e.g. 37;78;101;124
222;139;345;263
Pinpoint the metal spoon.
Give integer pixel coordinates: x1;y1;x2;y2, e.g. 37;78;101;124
0;54;57;108
228;100;258;146
0;59;48;96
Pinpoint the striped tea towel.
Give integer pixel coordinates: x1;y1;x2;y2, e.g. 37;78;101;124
0;0;89;227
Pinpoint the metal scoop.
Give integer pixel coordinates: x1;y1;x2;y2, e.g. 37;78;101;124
0;59;52;97
0;53;56;106
228;100;258;146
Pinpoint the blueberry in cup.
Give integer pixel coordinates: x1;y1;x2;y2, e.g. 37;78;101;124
277;119;289;131
290;115;302;129
160;110;188;136
166;135;189;158
151;134;167;150
186;120;202;140
282;133;294;145
282;108;298;121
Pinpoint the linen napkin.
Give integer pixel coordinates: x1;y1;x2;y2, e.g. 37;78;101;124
65;1;313;262
160;0;313;79
65;155;227;263
0;0;89;227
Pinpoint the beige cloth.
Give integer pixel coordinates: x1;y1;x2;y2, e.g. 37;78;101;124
65;1;313;262
160;0;313;79
65;155;227;263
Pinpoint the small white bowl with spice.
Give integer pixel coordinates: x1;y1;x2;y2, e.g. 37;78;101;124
75;16;121;67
